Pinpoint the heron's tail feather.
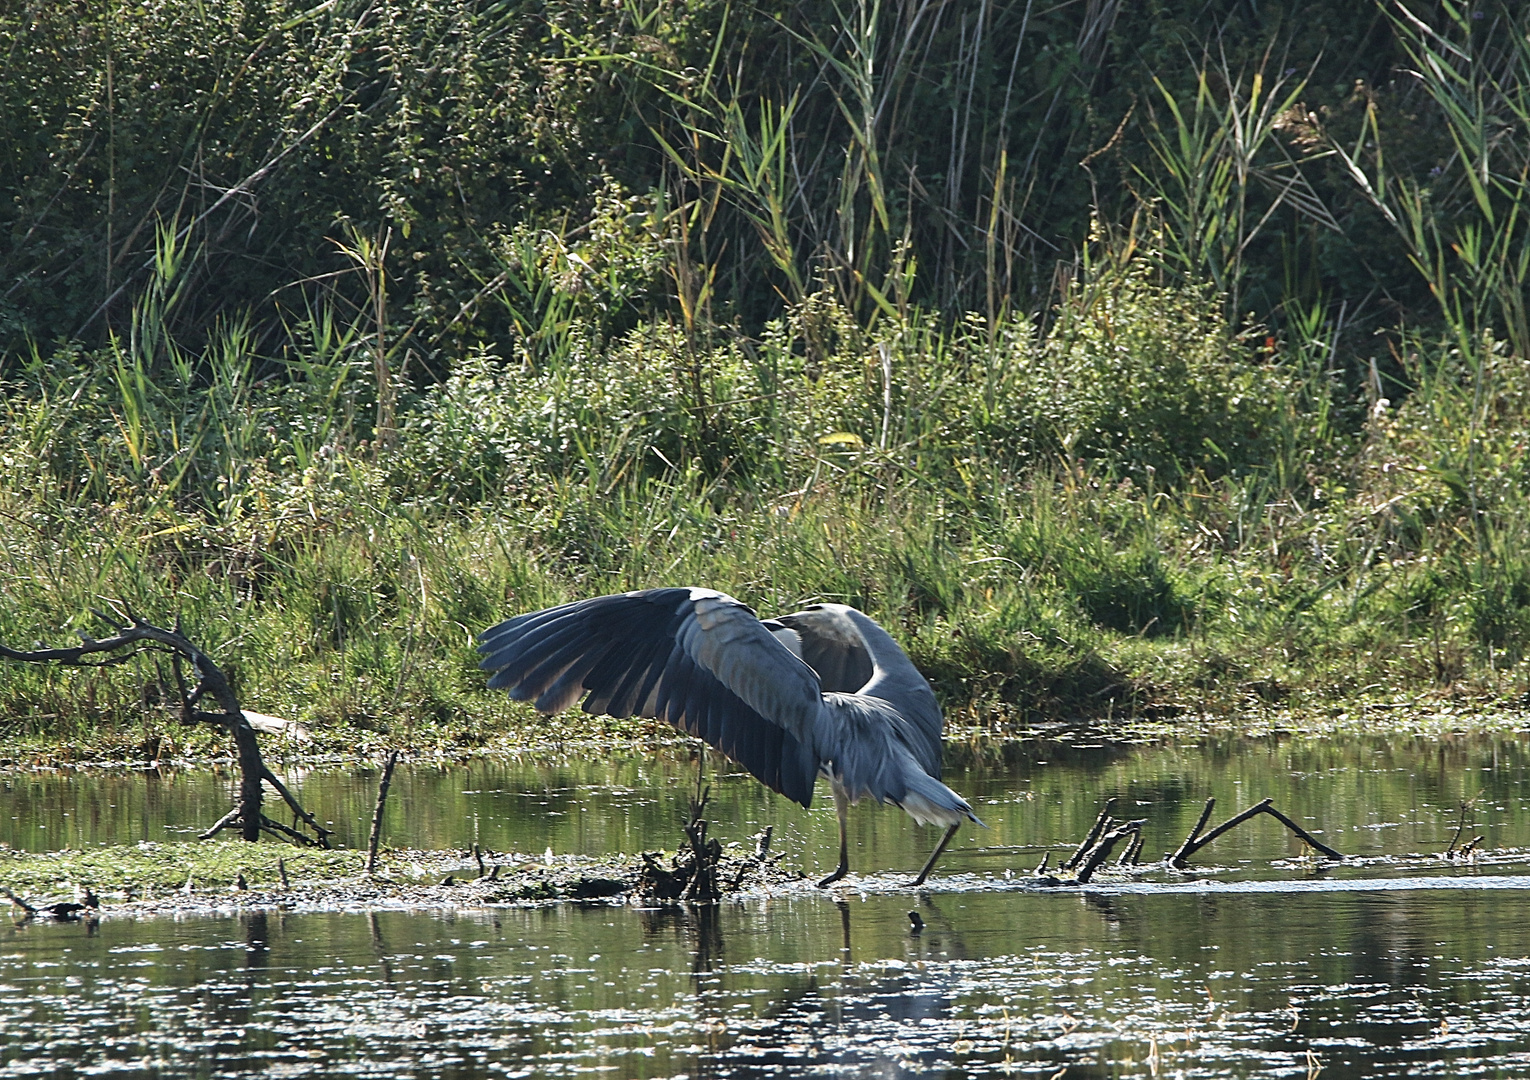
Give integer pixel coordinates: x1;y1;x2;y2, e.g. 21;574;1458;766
895;771;985;829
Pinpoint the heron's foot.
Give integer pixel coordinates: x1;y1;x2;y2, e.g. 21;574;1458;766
816;864;848;888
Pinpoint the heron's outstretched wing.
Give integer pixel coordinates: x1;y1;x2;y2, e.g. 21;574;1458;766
478;588;822;806
778;603;944;778
772;606;875;694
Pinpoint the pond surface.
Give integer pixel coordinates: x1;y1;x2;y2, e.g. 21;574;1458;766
7;730;1530;1078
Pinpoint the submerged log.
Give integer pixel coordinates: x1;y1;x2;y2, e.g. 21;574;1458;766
0;604;330;847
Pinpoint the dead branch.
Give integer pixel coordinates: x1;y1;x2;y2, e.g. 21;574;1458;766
1074;820;1146;884
679;786;723;903
1038;802;1144;885
367;750;400;875
1170;798;1218;866
1117;828;1145;866
1170;797;1343;868
2;605;330;847
3;888;37;916
1260;803;1345;860
1062;798;1118;870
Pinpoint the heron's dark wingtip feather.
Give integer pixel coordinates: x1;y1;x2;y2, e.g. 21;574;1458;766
484;668;519;691
479;586;822;809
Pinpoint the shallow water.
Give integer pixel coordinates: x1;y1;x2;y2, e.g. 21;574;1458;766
8;732;1530;876
7;731;1530;1077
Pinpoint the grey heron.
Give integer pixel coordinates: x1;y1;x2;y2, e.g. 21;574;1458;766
478;587;982;887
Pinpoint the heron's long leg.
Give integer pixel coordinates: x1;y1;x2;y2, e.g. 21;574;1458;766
816;784;851;887
911;822;960;887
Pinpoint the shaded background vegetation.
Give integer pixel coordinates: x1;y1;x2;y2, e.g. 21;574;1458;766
2;0;1529;753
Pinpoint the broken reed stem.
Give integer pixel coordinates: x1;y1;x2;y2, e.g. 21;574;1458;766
366;749;400;875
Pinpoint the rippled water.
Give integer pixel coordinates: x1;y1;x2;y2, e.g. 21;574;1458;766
6;731;1530;1077
8;887;1530;1078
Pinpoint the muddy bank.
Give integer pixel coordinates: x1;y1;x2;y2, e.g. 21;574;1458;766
0;839;817;919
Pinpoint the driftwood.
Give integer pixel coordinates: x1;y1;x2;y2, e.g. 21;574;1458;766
1074;820;1146;883
5;886;99;922
1041;794;1344;885
0;604;330;847
1061;798;1119;870
1169;797;1343;868
679;786;723;902
634;792;785;902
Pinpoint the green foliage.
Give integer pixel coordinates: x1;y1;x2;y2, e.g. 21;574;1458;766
1331;1;1530;356
6;1;1530;754
998;243;1293;480
0;0;1461;365
0;0;648;359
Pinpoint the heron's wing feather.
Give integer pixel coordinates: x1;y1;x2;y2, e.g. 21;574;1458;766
773;607;875;693
816;694;980;827
478;588;822;806
780;604;944;777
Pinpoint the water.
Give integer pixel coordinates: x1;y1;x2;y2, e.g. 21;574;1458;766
8;733;1530;873
6;731;1530;1077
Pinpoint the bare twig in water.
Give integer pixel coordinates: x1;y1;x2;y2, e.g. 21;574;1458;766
366;750;400;875
1442;799;1484;859
1444;802;1467;857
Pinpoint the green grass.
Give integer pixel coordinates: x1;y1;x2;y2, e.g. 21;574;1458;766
4;263;1529;760
4;4;1530;761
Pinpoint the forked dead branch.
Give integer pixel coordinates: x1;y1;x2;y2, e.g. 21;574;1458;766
1169;797;1343;868
0;604;331;847
1041;795;1344;884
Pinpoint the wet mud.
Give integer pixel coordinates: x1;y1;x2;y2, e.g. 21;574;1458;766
2;845;819;921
